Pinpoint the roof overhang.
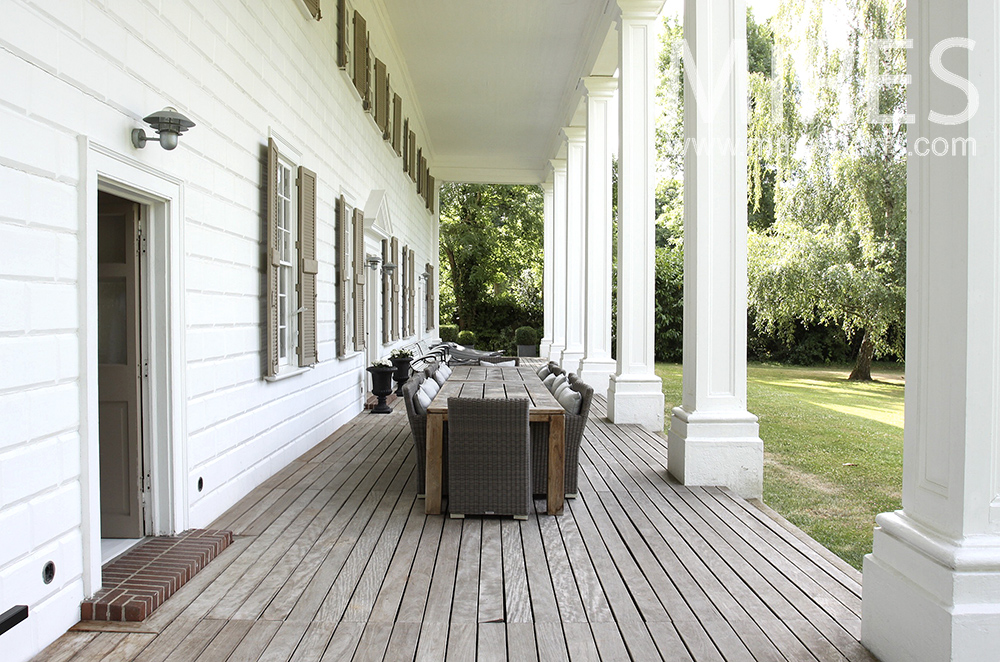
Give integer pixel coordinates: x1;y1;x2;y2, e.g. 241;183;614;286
381;0;621;184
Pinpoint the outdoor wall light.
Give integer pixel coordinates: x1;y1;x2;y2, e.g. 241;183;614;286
131;107;196;150
419;271;430;282
383;262;397;273
366;255;383;271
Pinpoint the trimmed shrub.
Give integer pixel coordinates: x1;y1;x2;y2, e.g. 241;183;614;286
514;326;538;346
439;325;459;343
457;330;477;346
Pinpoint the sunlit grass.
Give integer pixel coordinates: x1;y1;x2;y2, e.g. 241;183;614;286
657;361;904;571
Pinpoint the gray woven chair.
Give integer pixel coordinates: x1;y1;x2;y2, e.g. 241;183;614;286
401;374;447;496
447;398;532;519
531;377;594;498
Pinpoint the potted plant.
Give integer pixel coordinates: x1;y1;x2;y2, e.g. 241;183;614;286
457;329;477;348
366;359;395;414
389;348;413;396
439;324;459;343
515;326;538;357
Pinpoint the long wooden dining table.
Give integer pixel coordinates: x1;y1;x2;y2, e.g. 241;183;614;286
424;366;566;515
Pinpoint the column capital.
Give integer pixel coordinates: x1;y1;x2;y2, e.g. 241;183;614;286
582;76;619;97
540;180;554;194
549;158;567;173
616;0;665;20
561;126;587;143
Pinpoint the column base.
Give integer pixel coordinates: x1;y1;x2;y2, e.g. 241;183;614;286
666;407;762;499
540;337;553;360
548;343;566;365
578;358;617;394
862;511;1000;662
560;349;585;375
607;374;664;431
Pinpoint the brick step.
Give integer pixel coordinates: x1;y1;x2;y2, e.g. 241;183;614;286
81;529;232;622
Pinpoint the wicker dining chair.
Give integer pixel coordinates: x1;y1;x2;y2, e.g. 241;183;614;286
401;374;447;496
477;355;520;366
447;398;532;519
530;377;594;498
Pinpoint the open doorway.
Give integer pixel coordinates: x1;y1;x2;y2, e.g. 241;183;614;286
97;192;150;562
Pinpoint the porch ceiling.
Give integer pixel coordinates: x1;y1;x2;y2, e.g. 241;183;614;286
382;0;618;185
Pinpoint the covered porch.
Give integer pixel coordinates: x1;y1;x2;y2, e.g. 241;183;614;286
35;388;871;661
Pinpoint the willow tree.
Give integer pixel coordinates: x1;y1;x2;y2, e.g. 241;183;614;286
747;0;906;380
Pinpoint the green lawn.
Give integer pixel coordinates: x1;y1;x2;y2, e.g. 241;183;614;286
656;362;904;571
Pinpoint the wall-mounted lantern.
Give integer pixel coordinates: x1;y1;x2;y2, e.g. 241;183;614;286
131;107;195;150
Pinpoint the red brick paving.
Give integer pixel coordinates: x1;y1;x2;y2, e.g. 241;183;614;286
80;529;232;622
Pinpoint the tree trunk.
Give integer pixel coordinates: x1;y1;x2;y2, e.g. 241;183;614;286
849;330;874;381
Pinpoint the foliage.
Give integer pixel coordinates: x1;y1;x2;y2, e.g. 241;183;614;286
515;326;538;346
654;246;684;361
389;348;412;359
457;330;476;346
747;0;907;380
438;183;544;351
439;324;459;343
659;361;904;570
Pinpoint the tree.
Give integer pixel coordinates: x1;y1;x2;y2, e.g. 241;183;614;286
747;0;907;380
437;183;543;347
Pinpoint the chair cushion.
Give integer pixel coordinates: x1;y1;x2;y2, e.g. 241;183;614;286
438;363;452;379
557;388;583;415
433;370;447;386
553;381;571;401
482;359;516;367
549;374;567;393
415;388;432;414
536;365;551;379
542;373;557;390
421;378;440;400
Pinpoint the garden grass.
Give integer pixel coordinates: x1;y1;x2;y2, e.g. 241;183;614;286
656;362;904;571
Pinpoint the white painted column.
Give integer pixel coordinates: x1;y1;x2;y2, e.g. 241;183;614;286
549;158;568;363
561;126;587;374
607;0;665;431
666;0;762;499
540;178;555;359
578;76;618;394
862;2;1000;659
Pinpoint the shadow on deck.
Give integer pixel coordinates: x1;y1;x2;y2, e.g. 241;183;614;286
35;391;875;661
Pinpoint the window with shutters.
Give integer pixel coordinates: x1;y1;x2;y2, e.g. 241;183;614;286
266;136;318;379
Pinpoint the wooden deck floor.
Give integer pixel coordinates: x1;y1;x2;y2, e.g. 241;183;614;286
35;396;875;662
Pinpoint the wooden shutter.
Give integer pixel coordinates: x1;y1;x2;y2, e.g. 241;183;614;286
391;237;399;340
353;11;369;108
408;249;415;335
336;195;349;356
401;243;408;337
297;166;318;366
353;206;366;350
426;174;435;212
408;131;417;182
304;0;321;20
337;0;348;68
425;263;435;331
374;59;389;137
265;138;281;378
402;119;410;172
416;149;424;194
381;239;390;344
392;95;403;156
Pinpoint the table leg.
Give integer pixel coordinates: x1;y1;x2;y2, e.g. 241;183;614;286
547;413;565;515
426;413;444;514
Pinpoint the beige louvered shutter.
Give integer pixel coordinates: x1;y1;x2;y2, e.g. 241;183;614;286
425;263;435;331
304;0;321;20
408;131;417;182
391;237;399;340
374;59;388;136
408;249;415;335
381;239;390;344
392;95;403;156
426;174;435;212
416;150;424;195
401;243;408;337
353;207;366;351
336;195;349;356
297;166;318;366
353;11;369;106
265;138;281;377
337;0;348;68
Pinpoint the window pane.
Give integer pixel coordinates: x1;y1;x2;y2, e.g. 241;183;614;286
98;278;128;365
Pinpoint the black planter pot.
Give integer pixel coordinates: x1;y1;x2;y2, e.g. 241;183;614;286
517;345;538;357
390;356;412;396
366;366;395;414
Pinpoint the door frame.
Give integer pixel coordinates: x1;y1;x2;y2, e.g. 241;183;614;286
82;139;188;596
